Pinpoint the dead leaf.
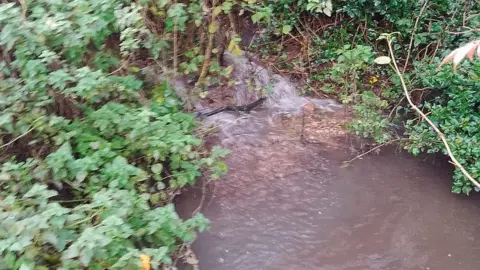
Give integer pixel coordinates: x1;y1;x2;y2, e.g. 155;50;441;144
209;22;220;34
186;256;199;265
139;254;151;270
438;41;480;71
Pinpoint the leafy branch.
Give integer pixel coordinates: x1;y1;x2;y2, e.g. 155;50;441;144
377;33;480;189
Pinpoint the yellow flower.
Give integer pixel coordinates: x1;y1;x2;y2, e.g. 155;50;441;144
369;76;378;84
139;254;151;270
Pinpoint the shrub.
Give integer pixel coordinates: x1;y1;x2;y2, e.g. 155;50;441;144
348;91;392;143
405;62;480;194
0;1;229;269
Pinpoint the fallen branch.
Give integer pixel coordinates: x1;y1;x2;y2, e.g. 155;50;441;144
198;97;266;117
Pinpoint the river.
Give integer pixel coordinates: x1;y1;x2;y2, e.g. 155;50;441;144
177;110;480;270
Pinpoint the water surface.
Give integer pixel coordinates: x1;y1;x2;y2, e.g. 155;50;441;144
177;113;480;270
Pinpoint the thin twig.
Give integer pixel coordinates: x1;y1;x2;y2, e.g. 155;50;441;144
172;244;186;267
0;116;45;149
196;0;218;87
430;2;461;63
446;28;480;35
173;0;179;76
345;139;403;163
388;87;433;119
462;0;470;27
403;0;429;73
107;56;131;76
351;24;362;47
228;12;238;35
386;36;480;189
192;175;210;217
19;0;27;22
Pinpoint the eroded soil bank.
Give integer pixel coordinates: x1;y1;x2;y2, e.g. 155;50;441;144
177;110;480;270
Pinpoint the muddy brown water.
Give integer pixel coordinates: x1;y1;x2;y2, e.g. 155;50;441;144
176;112;480;270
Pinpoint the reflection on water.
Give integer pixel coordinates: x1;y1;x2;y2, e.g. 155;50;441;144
177;114;480;270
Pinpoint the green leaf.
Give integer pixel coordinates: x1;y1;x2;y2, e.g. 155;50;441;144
157;0;171;8
24;184;58;199
0;173;11;181
19;264;33;270
251;12;264;23
208;21;220;34
150;193;161;204
222;2;233;13
156;182;165;190
324;0;333;16
76;171;88;182
128;66;140;73
151;163;163;174
213;6;223;16
282;25;292;34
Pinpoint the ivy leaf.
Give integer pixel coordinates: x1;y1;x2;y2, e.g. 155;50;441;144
223;65;233;77
128;66;140;73
150;193;161;204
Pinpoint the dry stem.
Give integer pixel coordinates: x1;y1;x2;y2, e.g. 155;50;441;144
173;0;179;75
197;0;218;87
345;139;403;163
403;0;429;73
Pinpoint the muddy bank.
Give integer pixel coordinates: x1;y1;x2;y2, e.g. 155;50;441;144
176;111;480;270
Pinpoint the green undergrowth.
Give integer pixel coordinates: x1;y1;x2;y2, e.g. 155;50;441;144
246;0;480;194
0;1;229;269
3;0;480;268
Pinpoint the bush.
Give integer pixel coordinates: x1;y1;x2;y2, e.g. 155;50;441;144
405;62;480;194
315;0;480;194
0;1;228;269
348;91;392;143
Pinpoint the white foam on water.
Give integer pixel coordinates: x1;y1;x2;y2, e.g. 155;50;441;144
198;52;342;146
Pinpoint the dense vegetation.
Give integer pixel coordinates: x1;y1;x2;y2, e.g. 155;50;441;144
1;0;480;268
0;1;230;269
247;0;480;195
